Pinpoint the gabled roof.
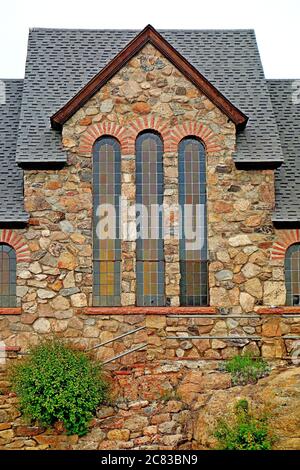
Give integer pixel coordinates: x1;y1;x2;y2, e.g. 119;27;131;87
268;79;300;222
51;25;248;131
0;80;28;223
15;27;284;164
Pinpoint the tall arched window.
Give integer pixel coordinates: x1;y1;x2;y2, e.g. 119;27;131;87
178;137;208;306
93;137;121;306
285;243;300;305
136;132;165;306
0;243;16;307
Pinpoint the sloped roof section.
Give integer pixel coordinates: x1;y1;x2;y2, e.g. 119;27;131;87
0;80;28;222
51;25;248;131
268;79;300;222
16;27;283;164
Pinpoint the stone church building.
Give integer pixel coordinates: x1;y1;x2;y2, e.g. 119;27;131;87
0;25;299;362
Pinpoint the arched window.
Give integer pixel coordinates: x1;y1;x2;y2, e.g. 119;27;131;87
0;243;16;307
285;243;300;306
136;132;165;306
93;137;121;306
178;138;208;306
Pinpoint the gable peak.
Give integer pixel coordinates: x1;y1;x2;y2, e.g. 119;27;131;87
51;25;248;131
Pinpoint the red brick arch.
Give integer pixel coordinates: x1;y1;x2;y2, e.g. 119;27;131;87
0;229;30;262
127;116;172;153
271;229;300;260
79;122;129;154
170;122;222;154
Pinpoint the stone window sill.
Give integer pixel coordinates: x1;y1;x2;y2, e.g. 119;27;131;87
83;306;216;315
0;307;21;315
0;346;20;352
255;306;300;314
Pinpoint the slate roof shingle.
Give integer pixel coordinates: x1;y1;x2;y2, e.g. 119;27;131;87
268;79;300;222
16;28;283;165
0;79;28;222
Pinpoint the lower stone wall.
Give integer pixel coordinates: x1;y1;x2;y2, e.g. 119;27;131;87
0;361;231;450
0;362;200;450
1;362;298;450
0;394;193;450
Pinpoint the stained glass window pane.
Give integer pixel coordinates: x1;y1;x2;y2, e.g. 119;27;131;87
93;137;121;306
0;244;16;307
136;133;165;306
285;244;300;306
179;138;208;306
180;261;208;306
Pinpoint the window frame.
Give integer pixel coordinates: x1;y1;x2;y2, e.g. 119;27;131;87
0;243;17;308
136;131;165;307
285;243;300;306
92;136;121;307
178;137;208;306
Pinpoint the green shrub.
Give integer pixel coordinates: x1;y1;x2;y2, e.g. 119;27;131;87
10;339;108;436
214;399;273;450
223;353;270;385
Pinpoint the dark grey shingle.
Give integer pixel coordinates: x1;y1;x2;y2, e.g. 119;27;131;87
268;79;300;222
0;79;28;222
16;28;283;164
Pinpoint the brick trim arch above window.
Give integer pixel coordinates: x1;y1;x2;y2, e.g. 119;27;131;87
127;116;172;153
170;122;222;154
271;229;300;259
0;230;30;262
79;122;129;154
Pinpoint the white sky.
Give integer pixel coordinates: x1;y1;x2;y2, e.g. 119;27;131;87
1;0;299;79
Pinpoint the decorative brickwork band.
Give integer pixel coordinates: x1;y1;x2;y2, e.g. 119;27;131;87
170;122;222;153
79;117;221;156
271;229;300;259
0;229;30;262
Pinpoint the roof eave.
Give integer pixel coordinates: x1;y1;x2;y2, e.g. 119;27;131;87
16;158;67;165
0;214;29;224
234;159;283;169
272;219;300;226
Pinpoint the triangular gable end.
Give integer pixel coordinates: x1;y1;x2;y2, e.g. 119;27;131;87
51;25;248;131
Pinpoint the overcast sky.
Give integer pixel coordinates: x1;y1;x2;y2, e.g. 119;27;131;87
1;0;299;79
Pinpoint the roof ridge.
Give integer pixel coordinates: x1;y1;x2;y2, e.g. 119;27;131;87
29;27;255;33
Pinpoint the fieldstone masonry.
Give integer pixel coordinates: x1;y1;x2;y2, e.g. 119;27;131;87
0;363;299;450
0;43;299;361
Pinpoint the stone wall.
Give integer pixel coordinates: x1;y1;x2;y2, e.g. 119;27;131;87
1;363;299;450
0;42;299;360
61;43;237;309
0;361;217;450
62;42;277;310
1;310;299;361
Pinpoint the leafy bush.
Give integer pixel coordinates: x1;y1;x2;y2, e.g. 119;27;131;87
214;399;273;450
10;339;108;436
223;354;270;385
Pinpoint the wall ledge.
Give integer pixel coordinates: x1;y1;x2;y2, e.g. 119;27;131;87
255;306;300;314
83;306;217;315
0;345;21;352
0;308;21;315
